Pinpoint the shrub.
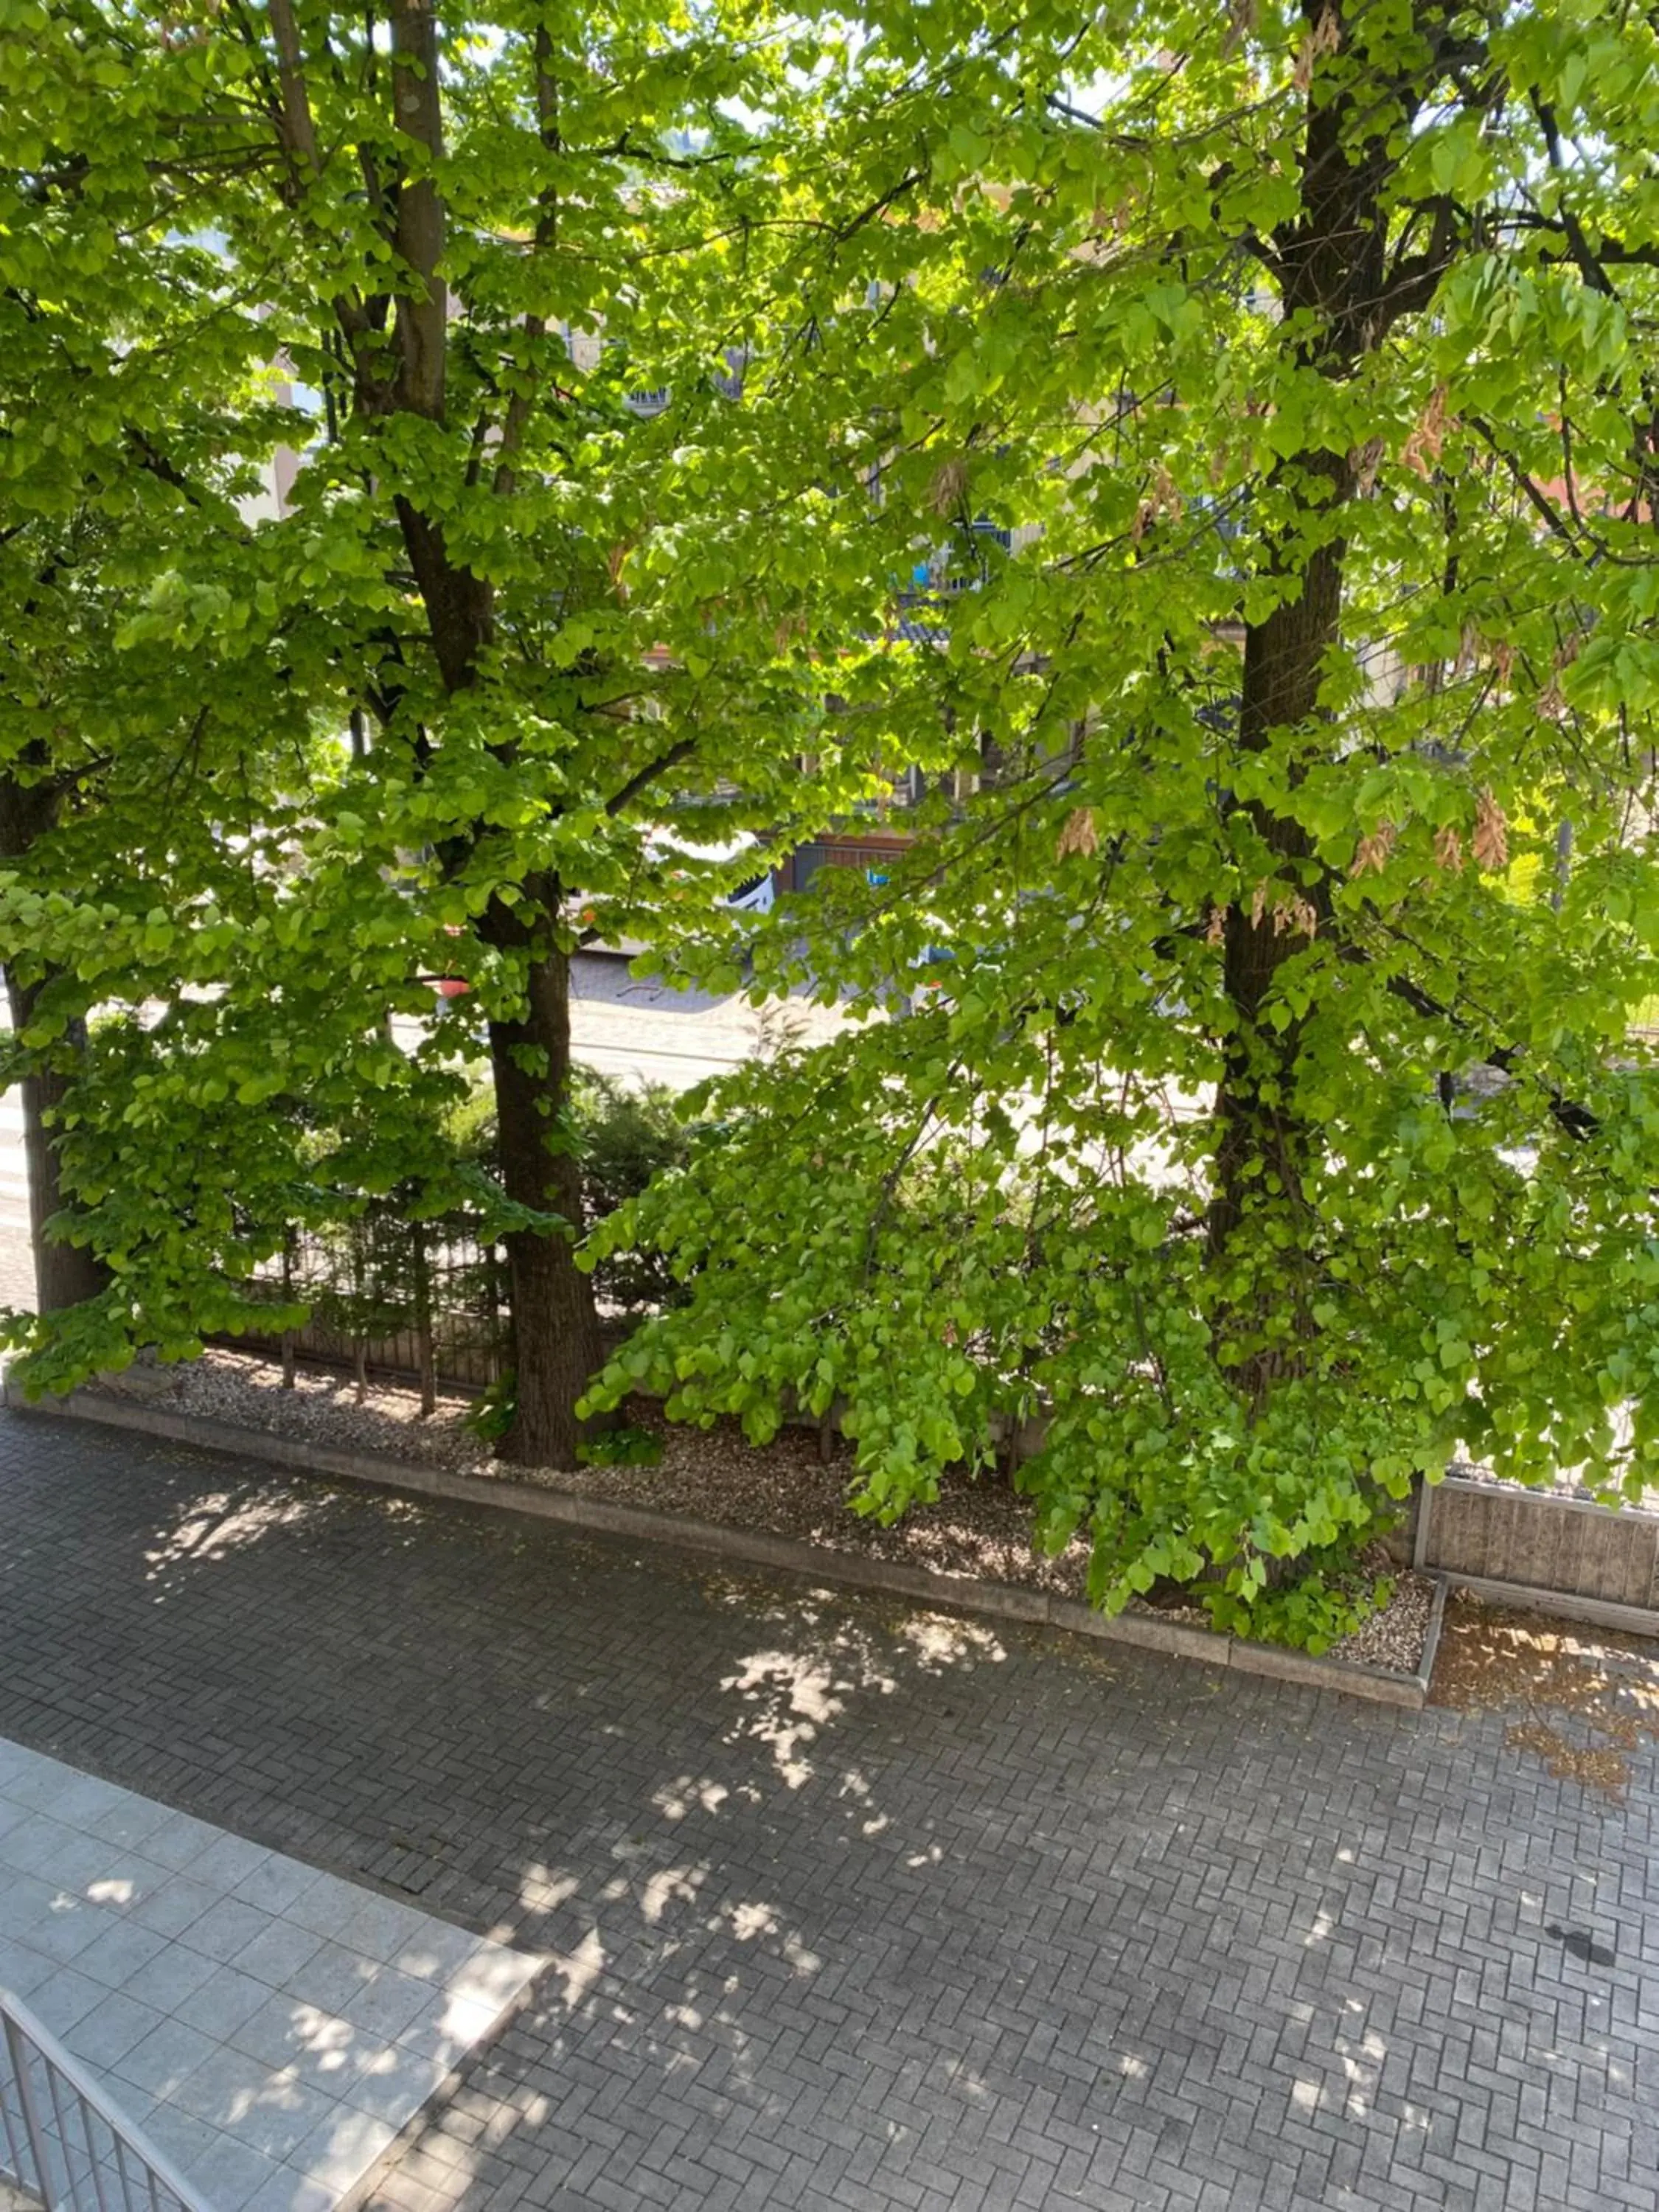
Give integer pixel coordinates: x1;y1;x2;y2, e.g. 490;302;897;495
570;1071;698;1312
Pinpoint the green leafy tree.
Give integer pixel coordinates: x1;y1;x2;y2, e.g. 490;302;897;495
0;0;891;1457
585;0;1659;1639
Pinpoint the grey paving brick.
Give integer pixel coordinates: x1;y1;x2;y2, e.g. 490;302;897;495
2;1408;1658;2212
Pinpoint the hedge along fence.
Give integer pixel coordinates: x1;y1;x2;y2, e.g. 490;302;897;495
1412;1473;1659;1632
223;1234;1659;1635
223;1216;646;1402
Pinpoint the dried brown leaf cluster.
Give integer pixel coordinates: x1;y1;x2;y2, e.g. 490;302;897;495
1131;464;1183;544
1349;434;1386;495
1349;820;1397;877
1091;195;1133;237
1472;787;1508;870
1054;806;1100;860
1292;5;1342;91
926;456;969;516
1399;383;1453;479
1536;636;1580;723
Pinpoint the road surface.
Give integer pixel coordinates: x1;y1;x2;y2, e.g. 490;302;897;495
455;949;844;1091
0;1088;25;1235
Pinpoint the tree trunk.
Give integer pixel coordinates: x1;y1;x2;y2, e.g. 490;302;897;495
1207;482;1346;1269
1205;500;1346;1407
329;1;604;1467
389;501;607;1464
483;917;607;1467
1203;1;1419;1397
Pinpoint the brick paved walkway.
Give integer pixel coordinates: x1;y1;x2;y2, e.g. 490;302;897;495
1;1411;1655;2212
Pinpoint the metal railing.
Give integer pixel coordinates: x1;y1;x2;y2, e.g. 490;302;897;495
0;1989;212;2212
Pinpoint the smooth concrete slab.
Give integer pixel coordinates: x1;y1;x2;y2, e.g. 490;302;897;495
0;1739;541;2210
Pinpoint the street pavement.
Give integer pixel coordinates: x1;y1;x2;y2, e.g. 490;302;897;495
0;1089;27;1237
1;1411;1655;2212
403;951;846;1093
565;953;845;1091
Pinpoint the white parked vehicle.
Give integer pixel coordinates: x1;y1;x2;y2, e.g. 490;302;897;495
562;828;777;959
644;828;776;916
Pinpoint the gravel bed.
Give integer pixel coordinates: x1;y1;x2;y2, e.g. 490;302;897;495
141;1347;502;1475
1324;1555;1436;1672
1133;1547;1436;1674
105;1349;1433;1674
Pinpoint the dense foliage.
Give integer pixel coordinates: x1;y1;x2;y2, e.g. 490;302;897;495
0;0;884;1458
7;0;1659;1638
581;0;1659;1636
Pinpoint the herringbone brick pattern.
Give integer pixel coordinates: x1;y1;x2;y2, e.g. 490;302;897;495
1;1411;1655;2211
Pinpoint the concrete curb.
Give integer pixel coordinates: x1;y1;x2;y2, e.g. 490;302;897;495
1418;1570;1450;1691
6;1382;1440;1710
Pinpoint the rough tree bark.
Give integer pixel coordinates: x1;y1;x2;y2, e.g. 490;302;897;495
1208;465;1346;1262
1205;0;1459;1396
482;906;607;1467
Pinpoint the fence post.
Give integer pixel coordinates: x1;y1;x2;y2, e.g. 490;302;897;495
484;1239;505;1383
411;1222;437;1418
279;1228;297;1389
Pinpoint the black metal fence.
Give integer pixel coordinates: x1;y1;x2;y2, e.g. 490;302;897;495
229;1211;508;1401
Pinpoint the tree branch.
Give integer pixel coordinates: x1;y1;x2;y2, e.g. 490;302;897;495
265;0;324;176
1377;967;1598;1138
605;738;698;819
388;0;448;420
1465;415;1585;551
492;22;560;496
